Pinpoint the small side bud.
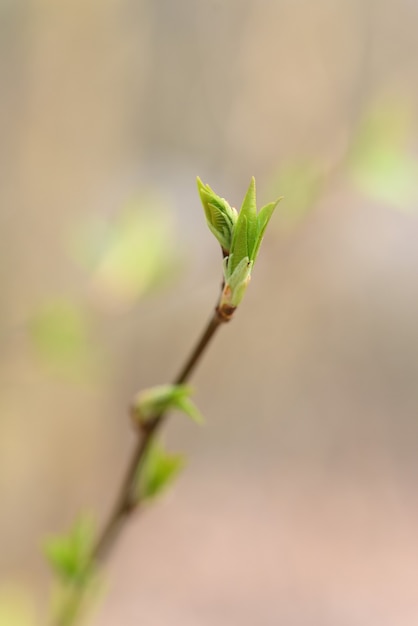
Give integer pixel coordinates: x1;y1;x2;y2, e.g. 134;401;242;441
220;256;253;310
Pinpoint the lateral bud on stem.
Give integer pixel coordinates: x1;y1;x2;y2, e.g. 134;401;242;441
131;384;204;428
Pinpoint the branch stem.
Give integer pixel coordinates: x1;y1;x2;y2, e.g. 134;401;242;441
92;306;227;562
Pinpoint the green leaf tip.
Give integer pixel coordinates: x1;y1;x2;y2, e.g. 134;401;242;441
136;442;185;501
133;383;204;425
239;177;258;256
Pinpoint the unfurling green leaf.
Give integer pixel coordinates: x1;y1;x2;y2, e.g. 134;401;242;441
253;198;282;262
136;443;184;501
44;517;95;585
133;384;204;424
197;177;238;252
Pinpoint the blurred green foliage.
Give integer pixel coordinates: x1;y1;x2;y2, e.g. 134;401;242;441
29;299;94;379
72;197;178;309
44;517;95;586
0;587;37;626
349;99;418;211
133;384;204;425
267;160;325;231
135;443;184;502
45;518;98;626
29;196;179;380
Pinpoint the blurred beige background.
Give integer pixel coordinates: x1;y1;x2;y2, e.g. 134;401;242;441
1;1;418;624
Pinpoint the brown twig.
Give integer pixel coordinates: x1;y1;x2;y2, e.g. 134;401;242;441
92;302;232;562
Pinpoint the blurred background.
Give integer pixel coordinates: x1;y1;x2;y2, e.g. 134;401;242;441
1;0;418;624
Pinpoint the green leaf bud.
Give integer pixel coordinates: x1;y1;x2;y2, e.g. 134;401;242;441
133;384;204;425
44;517;95;585
135;443;184;501
199;176;282;314
220;256;253;309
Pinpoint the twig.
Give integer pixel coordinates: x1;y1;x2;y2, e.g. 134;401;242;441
51;175;279;626
92;300;232;562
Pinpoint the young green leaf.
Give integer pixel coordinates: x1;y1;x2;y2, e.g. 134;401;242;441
228;214;248;274
174;395;204;424
199;176;282;314
136;443;184;501
44;517;95;585
197;177;237;252
252;198;282;262
133;384;204;425
238;177;258;259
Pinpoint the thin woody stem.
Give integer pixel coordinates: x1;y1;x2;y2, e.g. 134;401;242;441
52;267;236;625
92;304;229;562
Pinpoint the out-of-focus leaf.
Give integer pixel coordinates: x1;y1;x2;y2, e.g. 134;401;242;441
0;587;37;626
133;384;204;424
267;160;325;231
29;299;93;377
348;99;418;211
174;395;204;425
72;195;178;309
136;443;184;502
44;516;95;585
